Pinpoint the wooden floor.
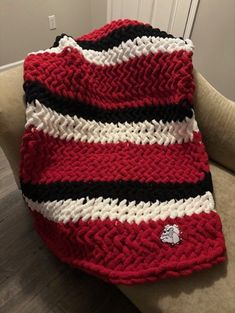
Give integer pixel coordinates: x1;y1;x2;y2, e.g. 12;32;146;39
0;148;140;313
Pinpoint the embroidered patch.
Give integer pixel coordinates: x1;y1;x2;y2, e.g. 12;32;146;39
160;224;181;245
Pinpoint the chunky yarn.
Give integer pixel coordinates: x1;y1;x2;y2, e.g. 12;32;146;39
20;19;226;285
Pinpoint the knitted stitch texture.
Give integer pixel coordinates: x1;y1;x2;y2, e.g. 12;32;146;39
20;19;226;285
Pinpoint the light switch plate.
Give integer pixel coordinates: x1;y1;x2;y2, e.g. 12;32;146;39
48;15;56;30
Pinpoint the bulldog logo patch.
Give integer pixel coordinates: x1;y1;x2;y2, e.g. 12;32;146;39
160;224;181;245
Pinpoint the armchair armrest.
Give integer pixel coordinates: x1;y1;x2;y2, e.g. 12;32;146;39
193;70;235;172
0;66;25;187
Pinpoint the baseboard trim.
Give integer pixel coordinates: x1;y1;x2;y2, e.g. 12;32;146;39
0;60;23;72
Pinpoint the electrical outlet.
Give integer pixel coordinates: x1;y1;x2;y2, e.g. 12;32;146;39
48;15;56;30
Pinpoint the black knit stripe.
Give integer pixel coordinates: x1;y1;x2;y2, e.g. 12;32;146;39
76;25;177;51
24;81;193;123
21;173;213;204
52;25;177;52
52;33;71;48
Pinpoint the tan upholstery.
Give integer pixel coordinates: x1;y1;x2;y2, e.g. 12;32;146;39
0;65;235;313
0;66;25;186
193;71;235;173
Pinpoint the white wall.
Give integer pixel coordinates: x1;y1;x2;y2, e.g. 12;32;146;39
191;0;235;100
0;0;92;66
90;0;107;30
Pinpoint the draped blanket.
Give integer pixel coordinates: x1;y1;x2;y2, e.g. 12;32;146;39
20;19;226;284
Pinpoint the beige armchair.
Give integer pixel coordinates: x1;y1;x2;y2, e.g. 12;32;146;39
0;66;234;313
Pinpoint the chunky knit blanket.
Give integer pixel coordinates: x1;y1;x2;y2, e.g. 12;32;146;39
20;19;226;284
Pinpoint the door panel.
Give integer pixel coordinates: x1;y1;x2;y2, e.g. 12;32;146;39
107;0;199;38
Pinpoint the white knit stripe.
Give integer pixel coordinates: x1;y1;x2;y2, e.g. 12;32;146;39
29;35;194;66
25;101;199;145
24;191;215;224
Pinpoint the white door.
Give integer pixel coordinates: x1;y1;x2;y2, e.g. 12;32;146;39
107;0;199;38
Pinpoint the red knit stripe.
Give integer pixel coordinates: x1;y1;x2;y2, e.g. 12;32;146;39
77;19;144;41
30;209;225;284
24;49;194;110
20;127;209;184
